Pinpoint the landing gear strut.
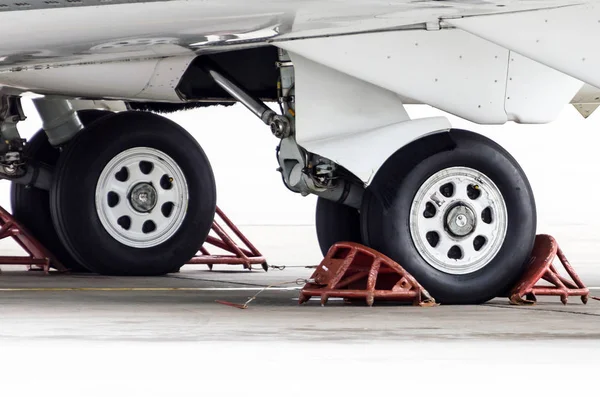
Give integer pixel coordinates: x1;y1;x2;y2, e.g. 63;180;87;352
197;55;363;208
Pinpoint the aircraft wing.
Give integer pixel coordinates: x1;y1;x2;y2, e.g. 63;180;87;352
0;0;594;103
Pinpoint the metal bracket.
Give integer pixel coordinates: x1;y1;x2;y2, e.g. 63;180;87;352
0;96;53;189
0;96;27;177
0;96;25;141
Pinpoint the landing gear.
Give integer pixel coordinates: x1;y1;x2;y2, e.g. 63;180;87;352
6;99;216;276
0;50;531;302
195;51;537;304
10;110;110;272
49;111;216;275
361;129;537;304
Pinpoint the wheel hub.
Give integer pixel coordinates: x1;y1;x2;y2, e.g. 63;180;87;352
95;147;189;249
129;183;158;213
409;166;508;275
445;204;476;237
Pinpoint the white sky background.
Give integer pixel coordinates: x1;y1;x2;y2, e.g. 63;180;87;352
4;100;600;266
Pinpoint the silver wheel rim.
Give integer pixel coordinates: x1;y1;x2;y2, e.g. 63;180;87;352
95;147;189;248
409;166;507;275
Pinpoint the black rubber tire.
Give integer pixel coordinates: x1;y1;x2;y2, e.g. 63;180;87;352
50;111;217;276
315;197;362;256
361;129;536;304
10;110;111;272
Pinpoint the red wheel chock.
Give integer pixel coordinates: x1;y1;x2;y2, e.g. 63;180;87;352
299;242;436;307
187;206;268;271
509;234;589;305
0;206;67;274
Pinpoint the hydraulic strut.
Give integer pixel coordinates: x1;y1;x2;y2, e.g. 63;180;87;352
198;58;292;138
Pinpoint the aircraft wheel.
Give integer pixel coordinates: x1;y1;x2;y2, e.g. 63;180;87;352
10;110;111;272
50;111;216;276
361;129;536;304
315;197;362;256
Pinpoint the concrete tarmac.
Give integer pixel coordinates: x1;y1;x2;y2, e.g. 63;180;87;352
0;265;599;342
1;264;599;396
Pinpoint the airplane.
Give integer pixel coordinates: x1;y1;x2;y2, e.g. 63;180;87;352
0;0;597;304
